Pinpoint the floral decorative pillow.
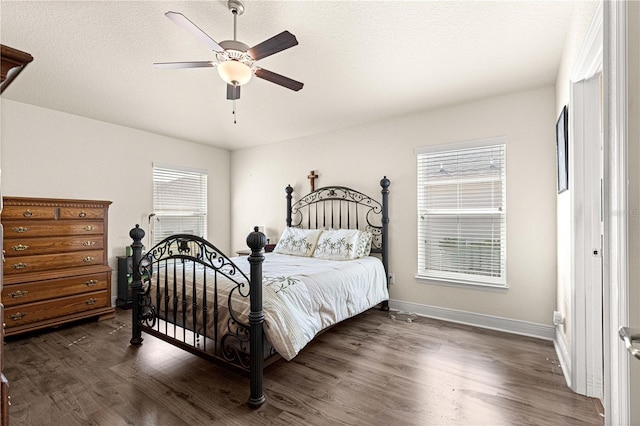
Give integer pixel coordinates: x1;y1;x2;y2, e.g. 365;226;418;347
355;230;373;258
313;229;373;260
273;227;322;257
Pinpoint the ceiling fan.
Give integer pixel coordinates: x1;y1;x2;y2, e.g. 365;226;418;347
154;0;303;109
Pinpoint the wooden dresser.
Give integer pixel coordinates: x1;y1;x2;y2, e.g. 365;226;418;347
1;197;114;336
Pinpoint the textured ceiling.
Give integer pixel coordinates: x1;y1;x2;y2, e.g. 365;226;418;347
1;1;581;151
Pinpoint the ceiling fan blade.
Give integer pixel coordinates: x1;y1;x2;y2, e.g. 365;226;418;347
255;68;303;91
154;61;215;69
165;11;224;53
227;84;241;100
247;31;298;61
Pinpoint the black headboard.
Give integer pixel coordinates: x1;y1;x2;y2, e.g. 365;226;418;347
285;177;390;279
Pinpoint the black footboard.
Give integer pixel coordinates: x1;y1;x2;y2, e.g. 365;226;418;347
128;225;267;407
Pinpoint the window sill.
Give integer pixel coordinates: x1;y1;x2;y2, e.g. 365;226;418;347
415;275;508;292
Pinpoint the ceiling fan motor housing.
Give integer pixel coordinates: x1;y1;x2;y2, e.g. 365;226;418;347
217;40;253;64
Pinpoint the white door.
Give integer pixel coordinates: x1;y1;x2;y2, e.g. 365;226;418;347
570;74;603;399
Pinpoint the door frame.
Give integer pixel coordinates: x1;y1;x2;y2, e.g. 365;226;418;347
603;1;630;424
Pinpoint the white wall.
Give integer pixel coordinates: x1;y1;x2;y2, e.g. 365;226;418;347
231;86;558;326
0;99;231;302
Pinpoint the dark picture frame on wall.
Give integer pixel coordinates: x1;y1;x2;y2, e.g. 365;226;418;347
556;105;569;194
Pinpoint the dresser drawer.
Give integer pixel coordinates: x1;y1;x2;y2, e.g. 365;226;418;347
4;250;105;276
1;205;56;220
59;207;104;220
3;235;104;257
2;272;109;307
4;220;104;237
4;291;109;328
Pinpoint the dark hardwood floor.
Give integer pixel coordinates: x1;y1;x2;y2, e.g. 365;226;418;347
4;308;603;425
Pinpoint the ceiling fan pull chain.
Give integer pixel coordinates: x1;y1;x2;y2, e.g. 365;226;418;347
233;99;237;124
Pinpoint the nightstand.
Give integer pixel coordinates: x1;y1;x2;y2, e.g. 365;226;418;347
236;243;276;256
116;256;133;309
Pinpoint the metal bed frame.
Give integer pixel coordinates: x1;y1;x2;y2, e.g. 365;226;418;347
128;177;390;407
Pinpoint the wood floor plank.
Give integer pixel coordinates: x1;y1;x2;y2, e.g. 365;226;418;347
3;308;604;425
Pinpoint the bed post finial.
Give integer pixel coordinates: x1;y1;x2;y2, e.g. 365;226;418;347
129;224;146;345
247;226;267;252
380;177;391;312
246;226;267;408
286;185;293;227
380;176;390;190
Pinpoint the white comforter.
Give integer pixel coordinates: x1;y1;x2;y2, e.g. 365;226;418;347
254;253;389;360
150;253;388;361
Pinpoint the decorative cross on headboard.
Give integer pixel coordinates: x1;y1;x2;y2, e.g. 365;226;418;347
308;170;319;192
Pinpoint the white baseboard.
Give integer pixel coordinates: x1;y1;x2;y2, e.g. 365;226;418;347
388;299;555;341
552;327;603;397
554;326;572;388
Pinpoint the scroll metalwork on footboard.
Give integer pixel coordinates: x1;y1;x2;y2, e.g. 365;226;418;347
129;224;267;406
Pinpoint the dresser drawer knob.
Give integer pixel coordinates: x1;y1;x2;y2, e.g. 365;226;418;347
11;244;30;252
85;298;98;305
78;211;87;218
85;279;98;287
11;226;29;233
11;262;28;270
8;290;28;298
9;312;28;321
23;209;33;217
81;241;96;247
82;256;95;263
84;225;95;231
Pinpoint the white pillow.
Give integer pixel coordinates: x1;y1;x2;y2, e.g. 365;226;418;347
273;227;322;257
313;229;373;260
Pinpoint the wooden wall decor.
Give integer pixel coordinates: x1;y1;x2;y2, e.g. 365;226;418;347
0;44;34;94
1;44;34;423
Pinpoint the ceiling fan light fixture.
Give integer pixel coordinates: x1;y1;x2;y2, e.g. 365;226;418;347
217;60;252;86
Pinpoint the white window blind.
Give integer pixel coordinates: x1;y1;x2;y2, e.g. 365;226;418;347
417;138;507;287
152;164;207;246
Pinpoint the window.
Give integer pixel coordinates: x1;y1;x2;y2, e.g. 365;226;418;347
416;138;507;288
152;164;207;246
